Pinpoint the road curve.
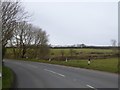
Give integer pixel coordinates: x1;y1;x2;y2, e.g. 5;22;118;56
4;59;118;89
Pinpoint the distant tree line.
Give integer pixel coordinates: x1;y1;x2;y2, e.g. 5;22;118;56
50;46;118;49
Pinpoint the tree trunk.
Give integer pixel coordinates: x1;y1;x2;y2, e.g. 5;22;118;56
2;46;6;59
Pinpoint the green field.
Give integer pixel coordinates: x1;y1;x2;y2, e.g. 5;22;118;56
6;48;114;54
2;66;14;89
0;66;2;90
0;77;1;90
5;48;117;60
50;48;115;59
50;48;113;55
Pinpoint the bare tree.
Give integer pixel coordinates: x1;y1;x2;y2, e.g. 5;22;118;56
1;1;28;58
10;24;50;59
32;28;49;59
1;1;49;59
111;39;117;54
10;21;33;58
17;22;33;58
111;39;117;47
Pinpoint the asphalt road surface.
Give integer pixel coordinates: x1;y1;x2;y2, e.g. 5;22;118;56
4;59;118;89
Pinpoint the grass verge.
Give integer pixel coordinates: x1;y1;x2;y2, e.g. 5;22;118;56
0;78;2;90
0;66;2;90
15;58;118;73
2;66;14;89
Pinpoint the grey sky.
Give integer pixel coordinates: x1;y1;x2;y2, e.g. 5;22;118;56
22;1;118;46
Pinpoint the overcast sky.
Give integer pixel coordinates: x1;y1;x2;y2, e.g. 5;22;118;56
22;0;118;46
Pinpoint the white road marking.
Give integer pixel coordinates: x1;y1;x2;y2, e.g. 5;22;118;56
44;69;65;77
86;84;96;89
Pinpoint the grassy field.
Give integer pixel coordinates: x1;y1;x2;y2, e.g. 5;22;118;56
6;48;114;54
18;58;118;73
2;66;14;89
5;48;116;60
0;78;1;90
50;48;113;55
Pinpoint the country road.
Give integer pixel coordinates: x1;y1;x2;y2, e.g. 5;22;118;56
4;59;118;89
